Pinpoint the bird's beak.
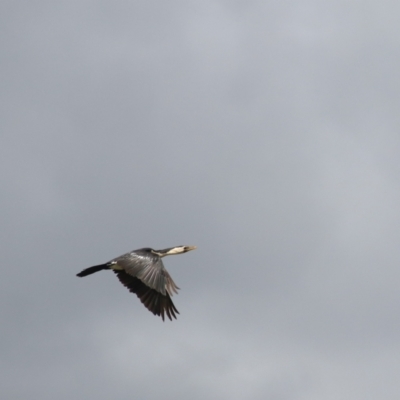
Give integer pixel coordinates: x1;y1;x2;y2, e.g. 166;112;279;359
184;245;197;252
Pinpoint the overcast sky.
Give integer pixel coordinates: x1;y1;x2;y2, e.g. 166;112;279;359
1;1;400;399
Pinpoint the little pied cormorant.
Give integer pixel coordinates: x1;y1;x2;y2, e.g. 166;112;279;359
76;245;196;321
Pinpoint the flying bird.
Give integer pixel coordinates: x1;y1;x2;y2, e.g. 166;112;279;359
76;245;196;321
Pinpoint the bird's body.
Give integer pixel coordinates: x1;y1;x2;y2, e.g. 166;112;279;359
76;246;196;321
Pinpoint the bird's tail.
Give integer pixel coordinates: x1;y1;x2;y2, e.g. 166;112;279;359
76;263;109;277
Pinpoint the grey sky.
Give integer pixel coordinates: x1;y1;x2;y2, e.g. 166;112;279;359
1;1;399;399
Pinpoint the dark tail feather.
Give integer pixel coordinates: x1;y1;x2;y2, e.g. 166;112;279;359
76;263;109;277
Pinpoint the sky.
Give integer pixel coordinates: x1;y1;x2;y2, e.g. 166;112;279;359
1;1;400;399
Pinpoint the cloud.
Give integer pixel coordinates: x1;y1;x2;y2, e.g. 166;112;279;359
1;1;399;399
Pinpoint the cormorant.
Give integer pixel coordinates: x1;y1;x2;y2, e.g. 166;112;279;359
76;245;196;321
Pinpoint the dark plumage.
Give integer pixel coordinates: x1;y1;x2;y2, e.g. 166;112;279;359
76;246;196;321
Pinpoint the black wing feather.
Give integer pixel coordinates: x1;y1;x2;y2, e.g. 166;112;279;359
114;270;179;321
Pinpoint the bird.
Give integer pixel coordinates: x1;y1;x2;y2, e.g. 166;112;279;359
76;245;196;321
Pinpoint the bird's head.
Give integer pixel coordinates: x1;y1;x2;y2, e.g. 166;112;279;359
152;245;197;257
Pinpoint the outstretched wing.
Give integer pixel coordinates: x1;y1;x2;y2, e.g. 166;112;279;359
111;250;180;320
113;270;179;321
